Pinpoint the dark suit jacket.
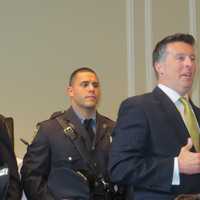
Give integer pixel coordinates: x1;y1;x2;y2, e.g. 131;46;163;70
0;116;21;200
109;87;200;200
21;107;115;200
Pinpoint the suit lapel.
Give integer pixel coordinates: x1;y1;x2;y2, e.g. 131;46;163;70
153;87;189;144
62;107;92;151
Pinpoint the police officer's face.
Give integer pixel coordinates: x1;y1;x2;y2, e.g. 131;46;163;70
67;71;100;111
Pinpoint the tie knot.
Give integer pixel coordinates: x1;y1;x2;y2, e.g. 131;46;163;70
179;97;189;108
83;119;95;143
84;119;93;130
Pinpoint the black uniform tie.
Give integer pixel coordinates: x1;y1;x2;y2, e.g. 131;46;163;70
84;119;95;142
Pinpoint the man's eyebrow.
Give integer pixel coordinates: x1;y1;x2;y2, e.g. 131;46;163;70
175;53;196;57
80;81;89;84
81;80;99;83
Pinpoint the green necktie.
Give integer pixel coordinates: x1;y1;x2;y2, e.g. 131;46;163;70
179;97;200;152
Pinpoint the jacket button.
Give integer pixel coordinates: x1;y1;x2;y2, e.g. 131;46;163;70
67;156;72;161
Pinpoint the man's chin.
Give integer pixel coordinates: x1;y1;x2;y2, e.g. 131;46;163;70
178;85;192;96
85;103;97;109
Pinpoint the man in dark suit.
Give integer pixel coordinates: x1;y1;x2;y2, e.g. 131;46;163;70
109;33;200;200
21;67;124;199
0;115;22;200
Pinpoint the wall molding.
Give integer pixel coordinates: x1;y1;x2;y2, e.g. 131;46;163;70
126;0;135;97
188;0;199;105
144;0;154;92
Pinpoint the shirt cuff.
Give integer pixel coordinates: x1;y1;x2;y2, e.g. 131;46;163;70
172;157;180;185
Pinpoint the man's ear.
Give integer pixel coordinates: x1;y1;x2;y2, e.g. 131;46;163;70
155;62;164;76
66;86;73;97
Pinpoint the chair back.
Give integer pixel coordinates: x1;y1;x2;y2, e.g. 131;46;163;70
0;115;14;149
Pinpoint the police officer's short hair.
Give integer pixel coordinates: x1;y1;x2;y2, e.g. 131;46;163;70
69;67;97;86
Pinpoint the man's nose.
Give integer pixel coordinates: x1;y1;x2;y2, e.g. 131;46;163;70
184;56;193;66
88;83;95;90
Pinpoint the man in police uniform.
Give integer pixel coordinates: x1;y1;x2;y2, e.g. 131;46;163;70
0;115;21;200
21;67;124;199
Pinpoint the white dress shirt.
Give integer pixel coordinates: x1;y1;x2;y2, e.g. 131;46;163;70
158;84;183;185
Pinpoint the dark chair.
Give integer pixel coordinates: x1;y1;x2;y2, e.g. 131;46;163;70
0;115;14;149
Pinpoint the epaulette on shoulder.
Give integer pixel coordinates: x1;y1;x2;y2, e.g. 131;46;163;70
103;116;111;121
33;111;65;136
49;110;65;119
102;115;114;122
35;110;65;128
102;116;115;128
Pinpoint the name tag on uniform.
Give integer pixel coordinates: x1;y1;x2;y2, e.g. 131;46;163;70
0;168;8;176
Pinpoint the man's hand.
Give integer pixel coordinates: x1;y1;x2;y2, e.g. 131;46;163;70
178;138;200;174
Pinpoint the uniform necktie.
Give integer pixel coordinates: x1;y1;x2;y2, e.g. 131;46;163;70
179;97;200;152
84;119;95;142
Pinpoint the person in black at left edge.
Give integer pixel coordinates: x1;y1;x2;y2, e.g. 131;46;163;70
21;67;126;200
0;114;22;200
